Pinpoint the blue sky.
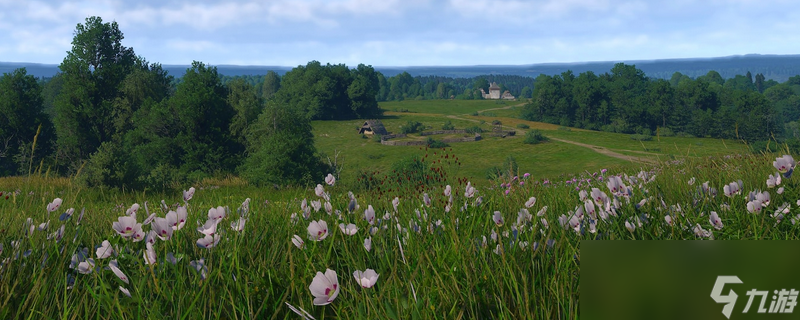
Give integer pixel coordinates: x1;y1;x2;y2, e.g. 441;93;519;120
0;0;797;67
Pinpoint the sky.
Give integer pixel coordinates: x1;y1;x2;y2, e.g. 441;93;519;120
0;0;798;67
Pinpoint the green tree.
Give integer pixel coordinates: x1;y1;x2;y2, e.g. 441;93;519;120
261;70;281;101
228;78;264;145
0;68;55;175
347;64;381;118
519;86;532;99
240;101;327;186
53;16;137;170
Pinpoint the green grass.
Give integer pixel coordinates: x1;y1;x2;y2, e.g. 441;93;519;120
378;99;523;116
2;151;800;319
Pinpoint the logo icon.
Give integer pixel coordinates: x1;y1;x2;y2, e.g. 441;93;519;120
711;276;743;319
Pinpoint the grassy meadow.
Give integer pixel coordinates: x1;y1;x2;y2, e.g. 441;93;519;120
0;99;786;319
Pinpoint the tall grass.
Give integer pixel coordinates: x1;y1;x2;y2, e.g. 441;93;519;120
0;150;797;318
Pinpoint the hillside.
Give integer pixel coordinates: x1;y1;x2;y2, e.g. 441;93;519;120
4;54;800;82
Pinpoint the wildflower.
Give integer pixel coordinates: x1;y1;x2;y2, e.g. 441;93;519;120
747;200;763;213
693;224;712;238
144;230;158;244
307;220;329;241
536;206;548;216
292;235;305;249
189;259;208;280
208;206;226;221
197;219;219;236
568;215;581;233
309;269;340;305
310;200;322;213
119;286;131;297
38;220;50;231
59;208;75;221
774;155;796;178
315;184;326;198
588;219;597;234
493;244;503;255
688;177;695;185
665;215;674;227
96;240;115;259
364;237;372;252
152;217;174;241
196;234;221;249
364;205;376;225
492;211;504;227
579;190;588;202
723;181;742;197
709;211;723;230
113;216;143;240
76;208;86;225
392;197;400;212
423;193;431;207
339;223;358;236
353;269;379;288
325;173;336;186
517;208;532;225
142;211;157;225
625;220;636;233
585;201;596;220
778;187;785;194
465;182;476;198
444;185;452;197
183;187;195;202
47;198;63;212
109;260;129;284
126;204;140;217
525;197;536;208
231;217;247;232
143;243;157;264
172;206;188;230
166;252;181;265
323;201;333;215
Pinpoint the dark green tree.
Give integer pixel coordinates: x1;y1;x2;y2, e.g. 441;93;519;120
261;70;281;101
0;68;55;175
53;16;137;170
228;78;264;145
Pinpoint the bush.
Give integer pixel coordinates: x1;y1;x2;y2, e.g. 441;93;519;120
657;127;675;137
471;111;479;116
372;134;382;142
675;132;695;138
465;126;483;134
630;134;653;141
516;123;530;129
749;140;780;153
400;121;424;134
426;137;449;148
442;121;455;130
557;126;571;131
524;130;549;144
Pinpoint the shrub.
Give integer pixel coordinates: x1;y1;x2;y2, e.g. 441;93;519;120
426;137;449;148
675;132;695;138
471;111;479;116
400;121;424;134
372;134;382;142
657;127;675;137
516;123;530;129
442;121;455;130
630;134;653;141
524;130;549;144
557;126;571;131
465;126;483;134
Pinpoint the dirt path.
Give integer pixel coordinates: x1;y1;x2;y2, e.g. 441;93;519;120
463;102;527;115
444;103;659;164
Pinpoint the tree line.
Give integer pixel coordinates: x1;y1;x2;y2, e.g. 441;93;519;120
521;63;800;143
0;16;384;188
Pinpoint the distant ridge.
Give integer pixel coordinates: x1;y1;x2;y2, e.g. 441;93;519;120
3;54;799;82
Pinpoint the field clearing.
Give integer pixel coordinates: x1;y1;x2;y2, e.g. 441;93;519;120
378;100;522;116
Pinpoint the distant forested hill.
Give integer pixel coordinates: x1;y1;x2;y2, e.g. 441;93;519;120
4;54;800;81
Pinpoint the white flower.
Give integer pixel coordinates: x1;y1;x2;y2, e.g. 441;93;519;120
309;269;340;305
324;201;333;215
492;211;504;227
525;197;536;208
47;198;63;212
339;223;358;236
113;216;143;239
109;259;129;284
196;234;221;249
152;217;174;241
96;240;115;259
353;269;379;288
315;184;326;198
119;286;131;298
183;187;195;202
536;206;548;216
444;185;452;197
465;182;476;198
207;206;226;221
231;217;247;232
197;219;220;236
665;215;674;227
423;193;431;207
625;220;636;233
709;211;723;230
77;258;95;274
778;187;785;195
143;243;157;265
364;205;376;225
292;235;305;249
688;177;695;185
392;197;400;212
579;190;588;202
364;237;372;252
325;173;336;186
126;203;140;216
307;220;329;241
